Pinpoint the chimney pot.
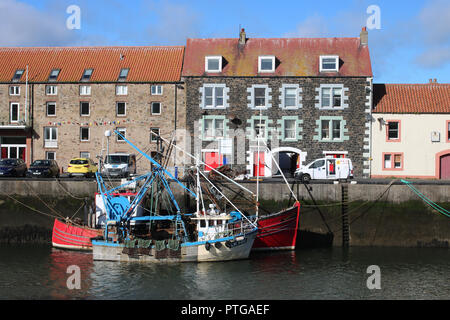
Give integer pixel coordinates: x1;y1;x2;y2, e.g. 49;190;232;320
434;78;437;83
360;26;368;46
239;28;246;45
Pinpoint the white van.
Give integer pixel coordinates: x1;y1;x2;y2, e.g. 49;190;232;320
294;157;353;182
102;153;136;178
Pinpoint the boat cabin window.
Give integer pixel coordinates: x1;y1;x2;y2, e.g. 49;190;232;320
200;220;206;228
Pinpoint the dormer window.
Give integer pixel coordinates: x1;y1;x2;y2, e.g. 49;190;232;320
48;69;60;82
258;56;275;73
12;69;24;82
320;55;339;72
118;68;129;81
205;56;222;73
81;69;93;82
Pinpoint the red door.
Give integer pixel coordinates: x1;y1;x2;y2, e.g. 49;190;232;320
253;152;265;177
204;152;221;172
440;154;450;179
1;147;7;159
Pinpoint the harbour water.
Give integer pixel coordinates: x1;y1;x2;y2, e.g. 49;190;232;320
0;245;448;300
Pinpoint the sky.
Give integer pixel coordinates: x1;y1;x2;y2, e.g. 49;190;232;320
0;0;449;84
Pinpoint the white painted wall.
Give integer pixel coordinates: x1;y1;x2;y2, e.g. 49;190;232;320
371;114;450;178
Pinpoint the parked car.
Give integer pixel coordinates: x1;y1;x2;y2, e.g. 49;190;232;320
26;160;60;178
67;158;98;177
0;158;27;177
294;157;354;183
102;153;136;178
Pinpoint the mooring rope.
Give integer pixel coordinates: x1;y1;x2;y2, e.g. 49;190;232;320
401;179;450;218
54;178;86;200
325;180;397;232
23;181;66;220
0;191;59;220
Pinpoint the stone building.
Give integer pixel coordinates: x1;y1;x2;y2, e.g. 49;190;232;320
0;46;185;173
182;28;373;178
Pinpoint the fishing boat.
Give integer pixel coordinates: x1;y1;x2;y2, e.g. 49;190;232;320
153;129;302;252
252;202;300;250
91;130;258;263
51;218;102;251
51;191;140;251
52;127;300;253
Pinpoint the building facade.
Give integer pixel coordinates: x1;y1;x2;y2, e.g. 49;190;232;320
0;47;186;173
182;28;373;178
371;82;450;179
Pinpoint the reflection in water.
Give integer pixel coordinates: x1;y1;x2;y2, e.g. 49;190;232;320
0;245;449;300
47;248;94;299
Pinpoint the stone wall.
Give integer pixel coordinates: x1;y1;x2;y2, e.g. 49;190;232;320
184;76;371;177
0;180;449;247
0;82;186;173
31;82;185;172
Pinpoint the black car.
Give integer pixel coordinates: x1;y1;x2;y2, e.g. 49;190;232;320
0;158;27;177
26;160;60;178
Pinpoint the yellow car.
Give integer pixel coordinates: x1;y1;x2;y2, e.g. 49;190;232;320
67;158;98;178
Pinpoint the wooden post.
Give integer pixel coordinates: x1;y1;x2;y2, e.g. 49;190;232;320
341;183;349;247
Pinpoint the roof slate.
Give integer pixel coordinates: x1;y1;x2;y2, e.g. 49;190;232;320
373;83;450;113
0;46;184;83
182;37;372;77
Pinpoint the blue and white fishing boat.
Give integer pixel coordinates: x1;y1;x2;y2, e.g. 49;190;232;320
91;130;258;262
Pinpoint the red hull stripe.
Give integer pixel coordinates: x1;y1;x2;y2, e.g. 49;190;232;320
52;232;92;246
53;226;98;240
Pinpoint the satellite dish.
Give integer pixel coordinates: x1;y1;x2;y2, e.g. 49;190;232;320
105;130;111;137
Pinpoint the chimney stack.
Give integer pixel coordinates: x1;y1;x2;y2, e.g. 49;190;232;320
360;27;368;46
239;28;246;45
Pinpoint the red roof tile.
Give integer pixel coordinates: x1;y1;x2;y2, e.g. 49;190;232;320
373;83;450;113
182;37;372;77
0;46;184;83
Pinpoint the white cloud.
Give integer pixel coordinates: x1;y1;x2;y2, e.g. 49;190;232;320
414;0;450;68
144;0;201;45
415;46;450;68
0;0;79;46
284;14;329;37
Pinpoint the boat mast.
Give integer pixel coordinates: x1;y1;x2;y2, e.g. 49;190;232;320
255;108;262;221
196;156;200;215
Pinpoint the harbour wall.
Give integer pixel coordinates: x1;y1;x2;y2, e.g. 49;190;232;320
0;179;449;248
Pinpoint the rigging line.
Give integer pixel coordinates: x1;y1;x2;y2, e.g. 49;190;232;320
53;178;85;200
259;138;298;203
0;191;59;220
69;202;87;220
332;180;396;233
150;130;255;196
23;180;67;220
371;186;390;245
198;170;257;229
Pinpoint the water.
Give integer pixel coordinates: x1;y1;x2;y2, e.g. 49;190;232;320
0;245;448;300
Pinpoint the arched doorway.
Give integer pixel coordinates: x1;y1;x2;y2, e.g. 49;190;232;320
435;150;450;180
439;153;450;179
270;147;307;178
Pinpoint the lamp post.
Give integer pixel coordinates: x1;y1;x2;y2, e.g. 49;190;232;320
105;130;111;169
